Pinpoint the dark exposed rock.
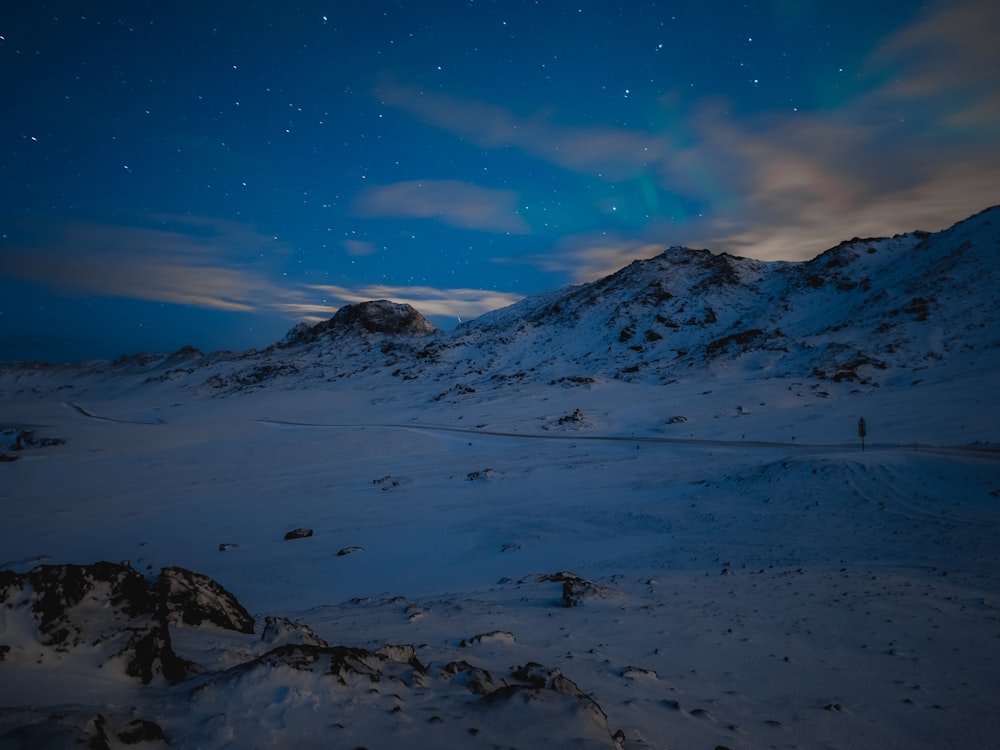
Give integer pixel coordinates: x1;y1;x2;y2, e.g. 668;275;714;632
0;714;110;749
459;630;516;647
123;624;191;685
118;719;167;745
693;251;746;289
25;562;156;644
557;408;585;425
441;660;500;695
538;571;613;607
375;643;426;670
332;300;437;335
432;383;476;401
0;713;167;748
549;375;595;386
509;662;588;697
705;328;774;358
485;662;621;747
158;566;255;634
244;644;391;685
283;527;314;540
260;615;329;647
0;561;254;685
220;639;433;696
466;468;497;481
282;300;437;346
4;428;65;452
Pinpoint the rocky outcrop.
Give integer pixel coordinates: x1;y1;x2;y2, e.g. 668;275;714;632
0;561;254;685
0;561;625;748
483;662;624;748
158;565;254;633
217;647;620;746
281;300;437;346
2;427;65;453
538;571;617;607
260;615;329;647
0;711;168;748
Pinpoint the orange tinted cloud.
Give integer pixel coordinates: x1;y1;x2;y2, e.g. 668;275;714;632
378;1;999;264
687;0;1000;260
866;0;999;131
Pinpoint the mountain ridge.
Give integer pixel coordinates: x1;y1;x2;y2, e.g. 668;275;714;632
2;205;997;397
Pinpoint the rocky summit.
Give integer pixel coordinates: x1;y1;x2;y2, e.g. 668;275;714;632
280;299;437;346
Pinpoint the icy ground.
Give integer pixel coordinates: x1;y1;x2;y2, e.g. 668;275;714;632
1;363;998;749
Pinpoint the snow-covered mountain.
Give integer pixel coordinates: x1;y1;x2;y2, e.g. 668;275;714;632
414;205;997;389
4;206;997;398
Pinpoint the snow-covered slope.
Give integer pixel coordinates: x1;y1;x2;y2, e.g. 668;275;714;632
1;208;998;749
423;205;998;389
4;206;997;399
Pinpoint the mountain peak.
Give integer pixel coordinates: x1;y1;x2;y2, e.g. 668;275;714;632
330;300;437;336
281;300;437;347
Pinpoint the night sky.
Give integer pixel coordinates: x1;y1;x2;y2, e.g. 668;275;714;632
2;1;997;362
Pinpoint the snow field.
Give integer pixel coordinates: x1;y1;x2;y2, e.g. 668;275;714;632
2;373;998;748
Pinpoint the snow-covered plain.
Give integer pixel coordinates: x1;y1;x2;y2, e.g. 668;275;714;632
2;209;999;749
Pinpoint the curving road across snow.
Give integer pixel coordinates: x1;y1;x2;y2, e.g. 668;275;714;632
253;418;999;460
65;401;165;425
59;401;996;460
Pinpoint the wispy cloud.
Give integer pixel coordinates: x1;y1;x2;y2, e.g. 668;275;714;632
0;217;296;312
865;0;999;133
379;0;1000;264
342;239;377;256
691;0;1000;260
307;283;523;322
0;216;524;326
354;179;531;234
376;80;668;182
499;238;671;285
